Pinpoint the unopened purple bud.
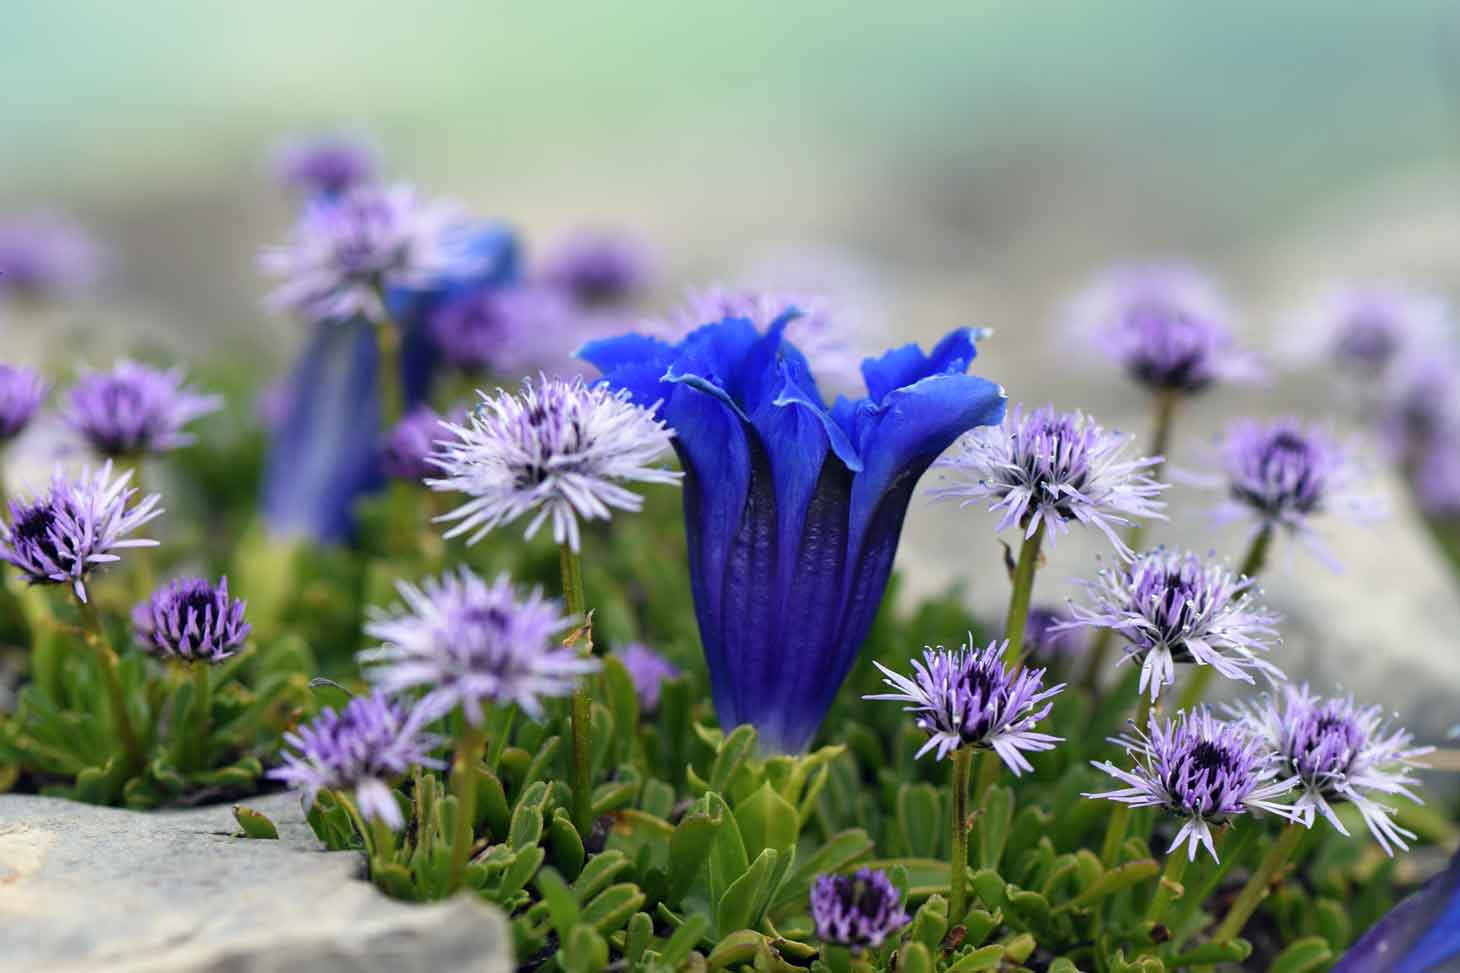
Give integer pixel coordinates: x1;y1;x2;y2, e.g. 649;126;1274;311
614;642;679;712
65;360;221;458
382;406;448;482
133;575;250;664
810;868;909;951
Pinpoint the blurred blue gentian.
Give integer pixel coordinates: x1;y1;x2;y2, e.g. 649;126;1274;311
581;306;1005;751
1333;847;1460;973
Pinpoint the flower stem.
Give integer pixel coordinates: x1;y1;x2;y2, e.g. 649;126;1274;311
1237;524;1273;580
188;662;212;771
1001;520;1046;668
1173;526;1273;712
77;598;143;773
375;320;402;430
1212;821;1303;942
1100;805;1129;867
560;542;595;835
949;746;973;925
1145;851;1188;926
448;723;487;893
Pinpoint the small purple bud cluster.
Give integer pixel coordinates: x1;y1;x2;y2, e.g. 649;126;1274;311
809;868;909;951
65;360;221;458
133;576;250;664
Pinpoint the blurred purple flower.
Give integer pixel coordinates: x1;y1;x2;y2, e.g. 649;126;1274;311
0;461;162;602
133;575;250;664
810;868;910;952
269;690;443;830
1414;439;1460;518
866;637;1064;771
65;360;221;458
1024;605;1086;661
614;642;679;712
540;229;655;307
0;365;47;442
929;404;1167;556
0;213;104;303
1293;283;1449;376
381;405;450;483
270;133;378;198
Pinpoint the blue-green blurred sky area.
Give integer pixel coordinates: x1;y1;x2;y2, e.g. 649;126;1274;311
6;1;1460;364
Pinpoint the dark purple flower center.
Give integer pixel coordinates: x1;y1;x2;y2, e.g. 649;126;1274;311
179;587;217;623
1231;429;1322;515
954;661;1006;742
12;501;62;564
1336;313;1399;370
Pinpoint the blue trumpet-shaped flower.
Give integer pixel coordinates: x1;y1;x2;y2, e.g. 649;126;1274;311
581;307;1006;752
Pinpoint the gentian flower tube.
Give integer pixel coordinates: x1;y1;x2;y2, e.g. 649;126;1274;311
581;306;1006;752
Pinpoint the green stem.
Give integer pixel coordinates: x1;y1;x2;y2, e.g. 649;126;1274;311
1237;524;1273;580
1001;520;1046;668
1100;805;1130;867
949;746;973;925
1212;821;1303;942
188;662;211;771
972;748;1000;804
448;724;488;892
1145;852;1188;926
1173;526;1274;713
77;598;144;773
373;297;403;430
560;542;594;834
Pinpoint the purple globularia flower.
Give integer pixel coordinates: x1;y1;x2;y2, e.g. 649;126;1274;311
1063;548;1282;702
428;285;594;378
1236;685;1432;856
867;638;1065;771
427;376;680;553
0;461;162;602
1085;708;1299;862
65;360;221;458
810;868;910;952
0;213;104;303
270;133;378;198
614;642;679;712
1378;348;1460;465
361;567;597;725
1292;283;1448;376
1414;439;1460;518
269;690;442;829
929;404;1167;556
1215;417;1380;565
1024;605;1086;661
540;229;655;307
381;405;449;482
260;183;484;323
1065;263;1260;394
0;364;47;441
133;575;250;664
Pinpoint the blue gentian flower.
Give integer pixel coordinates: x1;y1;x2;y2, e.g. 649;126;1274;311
1333;847;1460;973
580;305;1006;752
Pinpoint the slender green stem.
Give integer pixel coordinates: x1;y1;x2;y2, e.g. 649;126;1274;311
77;598;143;773
1100;805;1130;867
560;542;594;834
188;662;211;771
1237;524;1273;580
1001;520;1046;668
1145;852;1188;926
371;293;403;429
1212;821;1303;942
448;723;488;892
1172;526;1274;713
949;746;973;925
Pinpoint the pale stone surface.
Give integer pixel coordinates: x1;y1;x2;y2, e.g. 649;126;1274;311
0;791;511;973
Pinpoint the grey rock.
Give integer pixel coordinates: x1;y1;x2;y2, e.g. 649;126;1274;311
0;791;511;973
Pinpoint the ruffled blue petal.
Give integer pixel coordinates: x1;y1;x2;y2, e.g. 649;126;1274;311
1334;847;1460;972
860;327;981;403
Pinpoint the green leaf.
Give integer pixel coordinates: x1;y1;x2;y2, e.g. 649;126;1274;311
232;804;279;839
948;945;1005;972
961;909;1001;946
562;923;609;973
971;868;1005;910
1167;939;1251;967
573;849;631;902
735;782;799;859
706;793;749;910
1004;889;1053;936
716;847;777;935
478;770;511;842
536;868;581;938
898;942;934;973
601;655;640;751
709;724;758;795
706;930;763;971
666;811;724;901
896;782;941;858
1268;937;1332;973
1001;932;1036;964
1314;897;1351;950
661;913;710;966
977;785;1012;870
582;882;647;935
624;912;654;965
905;895;949;951
1048;959;1085;973
1063;858;1160;911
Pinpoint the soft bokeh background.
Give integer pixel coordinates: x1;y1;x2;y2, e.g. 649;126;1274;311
5;2;1460;733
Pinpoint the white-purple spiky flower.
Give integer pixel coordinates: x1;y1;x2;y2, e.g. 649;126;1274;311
269;691;442;830
866;637;1065;771
260;183;482;323
361;567;597;725
1065;263;1261;394
1086;708;1299;862
1235;685;1432;856
65;360;221;458
0;461;162;602
810;868;910;952
929;404;1167;556
426;376;680;552
1289;283;1449;377
133;575;250;664
0;364;47;442
1064;548;1283;701
1215;417;1381;566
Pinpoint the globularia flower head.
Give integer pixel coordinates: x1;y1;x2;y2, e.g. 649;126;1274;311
614;642;679;712
0;364;47;441
867;638;1065;771
930;404;1166;556
1024;605;1086;661
426;376;680;552
428;285;586;377
1236;685;1432;856
133;575;250;664
65;360;221;458
1216;417;1380;563
1292;283;1448;376
361;567;597;725
382;406;449;482
0;213;104;303
1064;548;1282;701
0;461;162;602
1066;263;1259;394
810;868;910;952
541;229;654;307
269;691;442;830
261;183;483;323
270;133;378;197
1086;708;1298;862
